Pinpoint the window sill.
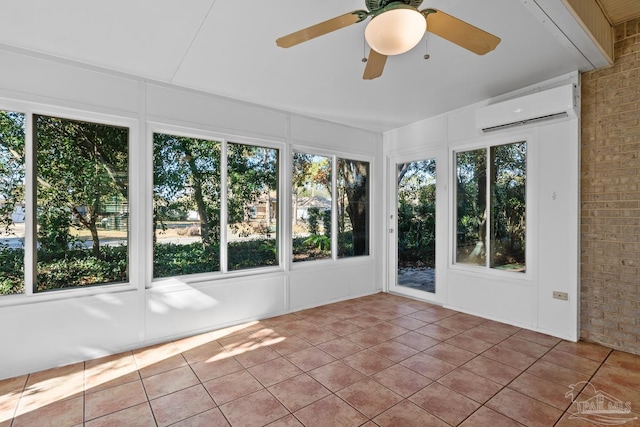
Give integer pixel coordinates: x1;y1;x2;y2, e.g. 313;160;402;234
0;282;137;308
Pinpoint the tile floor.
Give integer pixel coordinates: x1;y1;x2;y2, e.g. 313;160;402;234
1;293;640;427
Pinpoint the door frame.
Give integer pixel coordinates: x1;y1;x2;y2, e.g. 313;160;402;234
387;149;447;304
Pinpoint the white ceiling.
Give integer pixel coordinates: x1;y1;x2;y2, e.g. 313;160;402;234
0;0;606;131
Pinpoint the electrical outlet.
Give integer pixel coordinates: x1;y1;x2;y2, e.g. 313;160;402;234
553;291;569;301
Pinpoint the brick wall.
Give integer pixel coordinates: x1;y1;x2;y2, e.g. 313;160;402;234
581;18;640;354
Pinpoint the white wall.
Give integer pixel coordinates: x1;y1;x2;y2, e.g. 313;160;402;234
0;48;382;380
383;72;580;341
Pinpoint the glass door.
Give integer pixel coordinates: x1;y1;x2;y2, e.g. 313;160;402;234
389;152;443;302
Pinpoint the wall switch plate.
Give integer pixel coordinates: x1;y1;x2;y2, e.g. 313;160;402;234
553;291;569;301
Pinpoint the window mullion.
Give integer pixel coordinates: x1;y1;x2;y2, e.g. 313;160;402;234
486;147;491;269
24;113;35;295
220;140;229;274
331;155;338;261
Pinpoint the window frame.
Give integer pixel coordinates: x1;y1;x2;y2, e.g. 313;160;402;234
450;134;533;281
0;100;139;304
289;144;374;270
148;123;285;287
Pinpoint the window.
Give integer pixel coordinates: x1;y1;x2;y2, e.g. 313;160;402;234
153;135;279;277
337;158;370;258
292;152;332;262
35;115;129;291
227;142;278;271
153;133;221;278
290;153;371;263
455;141;526;272
0;111;25;295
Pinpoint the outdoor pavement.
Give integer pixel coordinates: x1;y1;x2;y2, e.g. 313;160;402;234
397;267;435;293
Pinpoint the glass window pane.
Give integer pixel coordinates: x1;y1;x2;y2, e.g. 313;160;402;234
35;115;129;291
490;142;526;272
292;153;332;262
337;158;369;258
456;149;487;266
153;133;221;278
227;143;278;270
0;111;25;295
397;159;436;293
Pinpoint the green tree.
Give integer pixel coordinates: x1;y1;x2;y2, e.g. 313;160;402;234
338;159;369;256
227;143;278;230
396;159;436;268
0;111;25;236
35;115;128;258
153;134;221;249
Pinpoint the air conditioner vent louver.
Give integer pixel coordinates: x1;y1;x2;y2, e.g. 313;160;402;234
480;112;569;133
476;84;578;133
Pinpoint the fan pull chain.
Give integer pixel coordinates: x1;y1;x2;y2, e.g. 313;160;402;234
424;32;430;60
362;35;368;63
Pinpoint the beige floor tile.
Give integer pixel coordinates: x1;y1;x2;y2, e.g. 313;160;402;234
286;346;335;371
150;384;215;427
12;395;83;427
5;293;640;427
400;352;457;380
424;342;477;366
541;349;602;375
372;364;432;397
460;406;525;427
203;369;263;405
308;360;366;392
554;340;612;362
268;373;331;412
293;394;368;427
410;382;481;426
342;349;395;376
486;388;563;427
373;399;450;427
170;407;230;427
219;389;289;427
462;355;522;385
85;380;147;421
508;372;574;410
85;402;155;427
370;340;419;362
437;367;503;404
248;357;302;387
336;378;402;418
142;365;199;400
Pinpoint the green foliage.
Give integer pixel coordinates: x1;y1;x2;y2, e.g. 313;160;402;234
153;133;221;247
37;207;73;254
306;208;322;235
36;115;129;258
322;210;331;238
396;160;437;268
0;246;24;295
455;142;526;268
0;111;25;235
303;234;330;251
337;159;369;257
228;238;277;270
36;246;127;291
292;237;330;262
154;242;220;278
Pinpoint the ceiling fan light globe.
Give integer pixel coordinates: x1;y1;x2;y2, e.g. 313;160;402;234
364;8;426;56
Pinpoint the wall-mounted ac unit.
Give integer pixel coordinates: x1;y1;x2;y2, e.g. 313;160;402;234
476;83;579;133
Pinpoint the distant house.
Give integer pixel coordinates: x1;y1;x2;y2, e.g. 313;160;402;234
295;195;331;221
0;199;25;223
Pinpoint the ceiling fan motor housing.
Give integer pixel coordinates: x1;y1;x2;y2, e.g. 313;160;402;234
365;0;424;12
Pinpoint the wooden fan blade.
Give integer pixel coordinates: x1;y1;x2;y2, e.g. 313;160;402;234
363;49;387;80
426;9;500;55
276;11;366;48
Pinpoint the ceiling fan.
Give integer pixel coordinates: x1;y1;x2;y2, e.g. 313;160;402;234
276;0;501;80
